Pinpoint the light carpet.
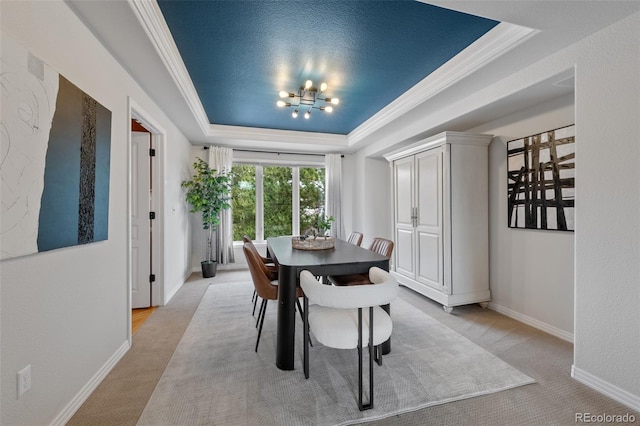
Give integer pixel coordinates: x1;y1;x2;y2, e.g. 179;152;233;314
138;281;535;426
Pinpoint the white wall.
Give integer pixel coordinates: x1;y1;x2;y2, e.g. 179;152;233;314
469;93;575;340
355;10;640;409
348;153;393;249
160;128;194;303
0;2;193;424
570;12;640;406
471;11;640;407
363;157;393;248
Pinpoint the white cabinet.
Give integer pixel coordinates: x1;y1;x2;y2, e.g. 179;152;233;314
385;132;492;312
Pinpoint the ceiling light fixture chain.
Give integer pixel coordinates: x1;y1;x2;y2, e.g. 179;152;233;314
276;80;339;119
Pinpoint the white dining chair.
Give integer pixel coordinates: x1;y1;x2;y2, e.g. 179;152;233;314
300;267;398;410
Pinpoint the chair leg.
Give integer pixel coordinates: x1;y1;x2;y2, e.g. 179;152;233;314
256;298;265;328
252;291;258;316
303;295;310;379
255;299;268;352
357;307;374;411
368;306;374;408
296;298;313;347
296;298;304;323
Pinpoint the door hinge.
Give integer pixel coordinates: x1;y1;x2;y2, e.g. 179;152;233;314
149;274;156;283
149;211;156;220
149;148;156;157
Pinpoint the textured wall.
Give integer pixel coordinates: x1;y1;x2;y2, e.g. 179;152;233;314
0;2;193;424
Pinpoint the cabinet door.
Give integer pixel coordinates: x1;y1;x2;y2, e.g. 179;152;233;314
393;156;415;278
415;149;444;291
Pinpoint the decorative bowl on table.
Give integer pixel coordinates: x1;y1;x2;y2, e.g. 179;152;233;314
292;236;335;250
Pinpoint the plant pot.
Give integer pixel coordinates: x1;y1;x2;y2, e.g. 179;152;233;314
201;260;218;278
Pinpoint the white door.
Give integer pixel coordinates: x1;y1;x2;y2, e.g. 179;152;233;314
131;131;151;308
393;156;415;278
415;148;445;292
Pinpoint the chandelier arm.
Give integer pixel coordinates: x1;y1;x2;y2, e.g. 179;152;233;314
278;81;336;118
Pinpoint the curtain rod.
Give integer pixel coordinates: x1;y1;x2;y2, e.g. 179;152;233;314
204;146;343;157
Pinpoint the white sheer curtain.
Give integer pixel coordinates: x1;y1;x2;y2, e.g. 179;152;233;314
208;146;235;264
324;154;345;240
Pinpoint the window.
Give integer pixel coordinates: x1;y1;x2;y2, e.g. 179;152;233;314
231;165;256;240
231;164;325;242
299;167;326;232
263;166;292;238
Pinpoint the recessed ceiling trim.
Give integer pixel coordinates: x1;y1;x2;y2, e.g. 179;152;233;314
347;22;538;147
129;1;536;150
128;0;210;135
208;124;348;147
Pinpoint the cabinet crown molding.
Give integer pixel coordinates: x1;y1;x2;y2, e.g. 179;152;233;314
384;131;493;162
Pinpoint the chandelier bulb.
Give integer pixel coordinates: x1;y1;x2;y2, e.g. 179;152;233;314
325;106;333;113
330;97;340;105
320;82;327;92
292;110;298;118
304;110;311;119
305;80;313;90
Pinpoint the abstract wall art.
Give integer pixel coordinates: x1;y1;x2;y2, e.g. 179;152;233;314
507;125;575;231
1;35;111;260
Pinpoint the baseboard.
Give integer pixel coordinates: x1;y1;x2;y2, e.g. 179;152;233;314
572;365;640;413
50;340;130;426
487;302;574;343
191;264;246;273
164;281;182;305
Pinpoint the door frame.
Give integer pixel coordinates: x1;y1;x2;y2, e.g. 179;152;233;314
127;97;165;342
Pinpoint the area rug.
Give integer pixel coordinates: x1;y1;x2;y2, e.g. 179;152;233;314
138;281;535;426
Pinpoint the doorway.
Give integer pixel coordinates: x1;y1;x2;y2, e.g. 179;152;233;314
131;122;153;309
129;99;165;339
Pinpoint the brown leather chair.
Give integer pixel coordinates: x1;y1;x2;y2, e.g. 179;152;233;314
346;231;364;246
242;235;277;280
243;243;305;352
328;238;394;286
243;236;278;315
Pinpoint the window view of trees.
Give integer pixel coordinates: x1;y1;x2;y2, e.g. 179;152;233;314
300;167;325;232
231;164;256;241
230;163;325;242
263;166;293;238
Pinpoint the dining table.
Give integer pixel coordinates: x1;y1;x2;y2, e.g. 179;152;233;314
267;236;390;371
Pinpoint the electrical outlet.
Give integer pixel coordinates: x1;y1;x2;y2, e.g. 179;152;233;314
17;364;31;397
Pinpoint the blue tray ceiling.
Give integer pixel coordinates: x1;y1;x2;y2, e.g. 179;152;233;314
157;1;498;135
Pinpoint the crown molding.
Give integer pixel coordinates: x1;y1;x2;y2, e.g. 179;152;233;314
384;131;492;161
208;124;348;149
128;0;211;135
348;22;538;147
129;3;536;149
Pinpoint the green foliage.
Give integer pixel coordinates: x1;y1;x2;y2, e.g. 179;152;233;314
300;167;326;231
314;213;335;236
230;164;326;241
231;164;256;241
181;158;231;261
264;166;292;238
181;158;231;229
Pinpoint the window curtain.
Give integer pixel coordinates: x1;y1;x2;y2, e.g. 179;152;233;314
208;146;235;264
325;154;345;240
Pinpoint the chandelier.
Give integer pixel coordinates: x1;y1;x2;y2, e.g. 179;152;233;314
276;80;340;119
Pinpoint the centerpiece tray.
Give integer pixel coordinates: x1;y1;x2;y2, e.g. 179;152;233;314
292;236;335;250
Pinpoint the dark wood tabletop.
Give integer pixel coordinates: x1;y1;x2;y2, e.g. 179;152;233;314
267;236;390;370
267;236;388;273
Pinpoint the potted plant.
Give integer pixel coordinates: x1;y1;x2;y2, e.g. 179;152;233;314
181;158;231;278
314;213;335;238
